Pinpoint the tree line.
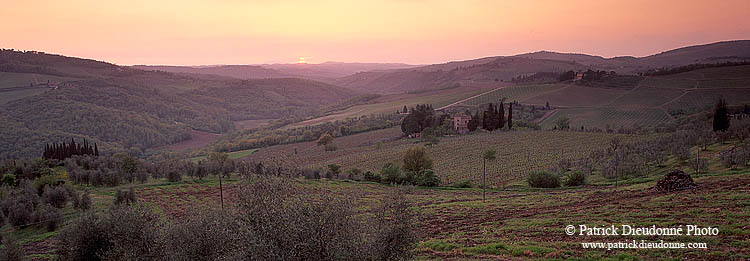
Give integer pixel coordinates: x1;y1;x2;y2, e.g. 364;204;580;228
43;138;99;161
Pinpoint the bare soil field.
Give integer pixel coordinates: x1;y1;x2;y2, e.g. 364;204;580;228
157;130;222;151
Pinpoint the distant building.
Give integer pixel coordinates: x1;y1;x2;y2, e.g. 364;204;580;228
574;72;584;81
452;113;472;134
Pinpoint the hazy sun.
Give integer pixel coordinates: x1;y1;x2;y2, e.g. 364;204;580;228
296;57;308;64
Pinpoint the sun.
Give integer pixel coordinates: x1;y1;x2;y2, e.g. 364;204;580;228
296;57;308;64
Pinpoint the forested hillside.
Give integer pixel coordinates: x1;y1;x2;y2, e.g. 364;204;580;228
0;50;358;158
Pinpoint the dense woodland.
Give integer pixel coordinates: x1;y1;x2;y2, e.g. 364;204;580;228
0;50;357;159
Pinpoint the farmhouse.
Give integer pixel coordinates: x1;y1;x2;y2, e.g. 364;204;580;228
574;71;584;81
452;113;472;134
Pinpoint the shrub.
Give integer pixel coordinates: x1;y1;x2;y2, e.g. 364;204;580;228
414;170;441;187
57;204;165;260
0;236;26;261
136;168;149;183
3;181;39;228
165;210;244;260
527;171;561;188
114;187;137;206
381;163;403;184
1;173;15;186
34;203;63;231
42;186;69;208
403;146;433;174
453;180;473;188
563;171;586;187
363;171;381;183
326;164;341;179
324;143;338;151
167;169;182;182
34;172;65;194
368;187;418;260
79;191;92;211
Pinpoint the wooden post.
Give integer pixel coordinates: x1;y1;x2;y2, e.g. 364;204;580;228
219;174;224;210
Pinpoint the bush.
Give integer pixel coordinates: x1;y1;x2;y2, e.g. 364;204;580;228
453;180;473;188
42;185;69;208
381;163;403;184
414;170;441;187
0;236;26;261
165;210;244;260
34;203;63;231
78;191;92;211
1;173;15;186
403;146;433;174
167;169;182;182
363;171;381;183
34;172;65;194
563;171;586;187
136;168;149;183
324;143;338;151
527;171;561;188
3;181;39;228
368;187;418;260
114;187;137;206
57;178;420;260
57;204;165;260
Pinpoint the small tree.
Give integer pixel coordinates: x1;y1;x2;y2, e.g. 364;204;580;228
713;98;730;132
403;146;433;174
507;103;513;130
467;111;480;132
326;164;341;179
317;133;334;146
482;150;496;201
555;116;570;130
381;163;402;184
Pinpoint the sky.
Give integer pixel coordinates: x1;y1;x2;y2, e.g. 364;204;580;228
1;0;749;65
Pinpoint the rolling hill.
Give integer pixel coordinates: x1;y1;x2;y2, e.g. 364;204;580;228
134;62;416;81
0;50;359;158
335;40;750;94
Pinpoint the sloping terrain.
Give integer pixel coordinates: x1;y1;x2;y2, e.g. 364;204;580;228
336;40;750;94
0;50;359;158
133;65;294;79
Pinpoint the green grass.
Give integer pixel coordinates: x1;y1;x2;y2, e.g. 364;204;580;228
188;148;258;162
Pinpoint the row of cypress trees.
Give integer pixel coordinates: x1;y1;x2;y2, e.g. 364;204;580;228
470;102;513;131
43;138;99;160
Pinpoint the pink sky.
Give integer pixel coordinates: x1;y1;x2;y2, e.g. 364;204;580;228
1;0;749;65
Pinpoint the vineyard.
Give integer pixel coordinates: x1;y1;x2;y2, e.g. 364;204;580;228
522;85;627;107
661;89;750;116
287;85;492;128
280;130;656;187
540;108;673;130
608;86;684;107
461;84;568;106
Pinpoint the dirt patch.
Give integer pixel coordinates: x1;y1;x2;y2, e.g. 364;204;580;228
157;130;221;152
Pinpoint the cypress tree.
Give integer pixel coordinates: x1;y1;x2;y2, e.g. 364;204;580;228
468;110;480;132
497;102;505;130
507;103;513;130
713;98;730;132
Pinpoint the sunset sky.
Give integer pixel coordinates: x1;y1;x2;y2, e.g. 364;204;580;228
2;0;749;65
